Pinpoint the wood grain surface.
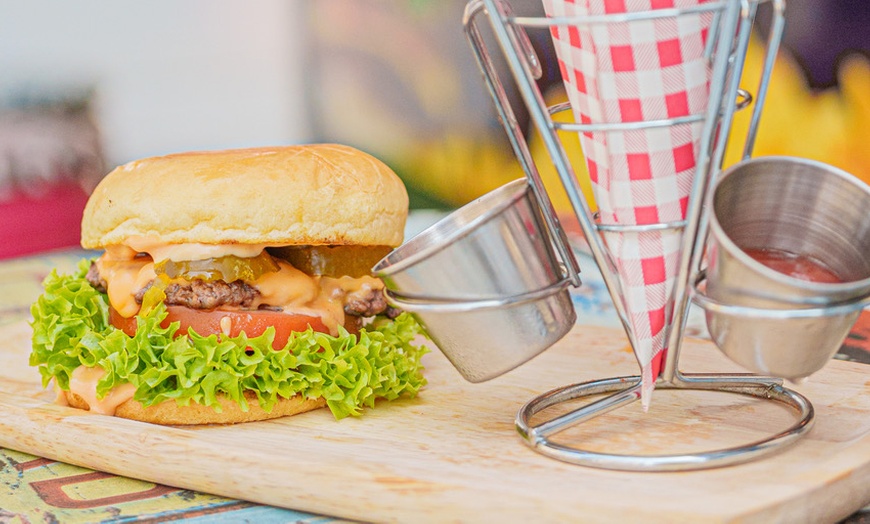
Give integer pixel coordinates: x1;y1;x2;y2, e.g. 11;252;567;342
1;319;869;523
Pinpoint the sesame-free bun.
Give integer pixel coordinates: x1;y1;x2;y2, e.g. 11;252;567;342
81;144;409;249
65;389;327;425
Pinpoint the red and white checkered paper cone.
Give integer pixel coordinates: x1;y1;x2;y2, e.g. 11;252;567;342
543;0;713;407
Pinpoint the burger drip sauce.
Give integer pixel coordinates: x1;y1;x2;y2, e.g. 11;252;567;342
742;247;844;284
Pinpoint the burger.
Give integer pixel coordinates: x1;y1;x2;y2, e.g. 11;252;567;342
30;144;428;425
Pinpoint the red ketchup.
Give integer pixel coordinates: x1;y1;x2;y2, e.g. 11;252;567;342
743;247;844;284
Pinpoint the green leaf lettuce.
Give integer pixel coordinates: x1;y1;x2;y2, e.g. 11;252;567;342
30;259;428;420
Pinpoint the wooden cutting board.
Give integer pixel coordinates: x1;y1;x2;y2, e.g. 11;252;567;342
1;319;869;523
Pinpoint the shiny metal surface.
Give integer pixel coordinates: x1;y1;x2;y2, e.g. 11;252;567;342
515;374;814;472
373;178;574;300
694;275;869;380
386;279;576;383
705;312;857;377
703;157;870;379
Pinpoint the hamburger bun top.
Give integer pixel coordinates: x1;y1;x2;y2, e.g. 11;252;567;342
81;144;409;249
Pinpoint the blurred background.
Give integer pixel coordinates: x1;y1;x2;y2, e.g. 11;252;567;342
0;0;868;258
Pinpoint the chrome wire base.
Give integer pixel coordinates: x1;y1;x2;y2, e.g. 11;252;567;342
516;374;814;472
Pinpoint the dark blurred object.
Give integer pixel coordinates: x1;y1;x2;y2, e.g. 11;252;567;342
776;0;870;89
0;94;104;259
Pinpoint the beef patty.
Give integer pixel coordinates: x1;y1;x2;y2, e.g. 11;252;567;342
87;261;394;317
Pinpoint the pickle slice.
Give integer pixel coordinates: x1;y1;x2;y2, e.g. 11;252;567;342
140;274;169;313
268;245;393;278
154;251;280;283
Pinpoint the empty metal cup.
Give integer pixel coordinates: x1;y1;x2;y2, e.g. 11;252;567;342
702;156;870;379
374;178;579;382
372;178;567;300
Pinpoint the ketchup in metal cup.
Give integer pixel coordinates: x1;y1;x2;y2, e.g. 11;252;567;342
743;248;844;284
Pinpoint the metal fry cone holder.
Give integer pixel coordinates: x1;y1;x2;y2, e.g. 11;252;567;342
463;0;816;471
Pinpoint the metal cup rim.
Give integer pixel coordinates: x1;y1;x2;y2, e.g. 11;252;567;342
372;178;531;278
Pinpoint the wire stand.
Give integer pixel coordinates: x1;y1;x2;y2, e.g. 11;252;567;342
464;0;815;471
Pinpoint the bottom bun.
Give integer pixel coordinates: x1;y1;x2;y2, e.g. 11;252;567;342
66;390;327;425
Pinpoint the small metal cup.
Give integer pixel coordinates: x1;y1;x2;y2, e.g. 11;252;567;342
702;156;870;379
372;178;567;300
374;178;578;382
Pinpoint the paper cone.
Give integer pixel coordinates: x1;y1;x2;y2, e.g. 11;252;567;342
543;0;713;407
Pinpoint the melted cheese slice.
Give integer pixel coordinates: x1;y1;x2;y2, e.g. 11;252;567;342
94;245;385;335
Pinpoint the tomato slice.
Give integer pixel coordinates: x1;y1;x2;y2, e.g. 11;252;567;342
109;306;330;351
